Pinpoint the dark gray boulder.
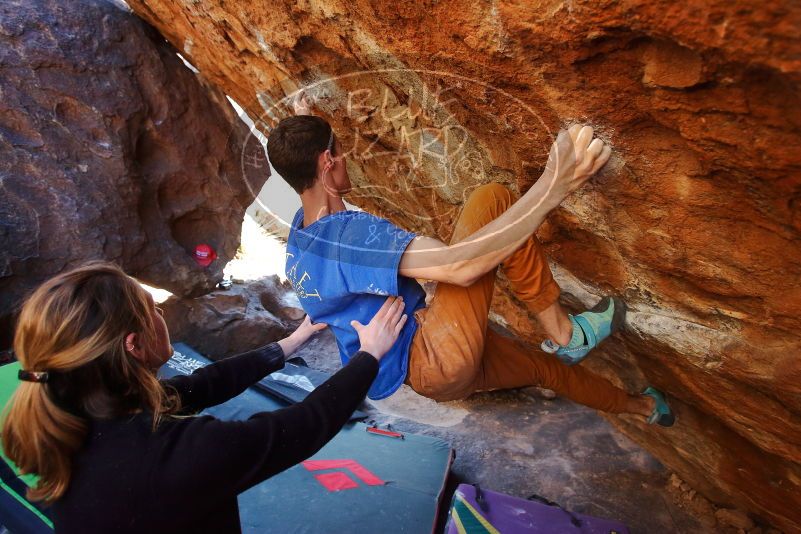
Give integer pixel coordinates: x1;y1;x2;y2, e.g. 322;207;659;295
0;0;268;345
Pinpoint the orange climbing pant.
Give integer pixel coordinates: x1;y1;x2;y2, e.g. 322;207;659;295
406;183;631;413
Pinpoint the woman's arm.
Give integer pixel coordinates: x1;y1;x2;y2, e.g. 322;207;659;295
155;297;406;506
276;315;327;357
163;316;328;413
163;343;285;413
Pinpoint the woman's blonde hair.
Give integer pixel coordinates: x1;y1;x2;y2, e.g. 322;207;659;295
1;261;178;502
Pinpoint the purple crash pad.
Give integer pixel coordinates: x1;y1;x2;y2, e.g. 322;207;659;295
446;483;630;533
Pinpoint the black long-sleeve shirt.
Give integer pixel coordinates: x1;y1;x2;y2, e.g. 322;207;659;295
51;343;378;533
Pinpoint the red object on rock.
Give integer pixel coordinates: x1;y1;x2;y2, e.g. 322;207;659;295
193;244;217;267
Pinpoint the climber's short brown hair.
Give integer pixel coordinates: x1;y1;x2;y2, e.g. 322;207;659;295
267;115;337;194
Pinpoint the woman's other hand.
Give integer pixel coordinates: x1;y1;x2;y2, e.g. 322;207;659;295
294;315;328;342
350;297;408;361
277;315;327;358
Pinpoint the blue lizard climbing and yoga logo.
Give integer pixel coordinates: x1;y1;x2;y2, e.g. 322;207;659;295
238;60;571;269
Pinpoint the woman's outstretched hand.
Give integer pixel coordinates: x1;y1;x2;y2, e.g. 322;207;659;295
277;315;328;359
295;314;328;341
351;296;408;361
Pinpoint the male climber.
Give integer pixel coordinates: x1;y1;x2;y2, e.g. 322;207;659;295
267;103;674;427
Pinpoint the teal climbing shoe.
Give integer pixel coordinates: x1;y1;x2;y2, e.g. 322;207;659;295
642;386;675;427
541;296;627;366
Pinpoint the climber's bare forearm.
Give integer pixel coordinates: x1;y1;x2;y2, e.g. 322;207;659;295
399;176;557;286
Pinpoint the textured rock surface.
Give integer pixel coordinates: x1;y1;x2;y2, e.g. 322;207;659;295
0;0;267;345
125;0;801;530
161;276;297;359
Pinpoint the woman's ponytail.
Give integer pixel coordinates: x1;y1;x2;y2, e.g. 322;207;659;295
2;381;86;501
1;262;176;502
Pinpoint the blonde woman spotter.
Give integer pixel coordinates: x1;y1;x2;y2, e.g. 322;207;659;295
2;262;407;533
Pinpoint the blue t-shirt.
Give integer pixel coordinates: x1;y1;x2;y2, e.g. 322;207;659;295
285;208;427;400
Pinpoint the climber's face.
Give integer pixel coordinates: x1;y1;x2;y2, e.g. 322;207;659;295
320;136;351;196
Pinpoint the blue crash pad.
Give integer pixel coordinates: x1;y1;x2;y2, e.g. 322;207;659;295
162;343;454;534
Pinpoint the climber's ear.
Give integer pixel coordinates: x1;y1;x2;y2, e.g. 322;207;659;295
324;149;335;170
317;149;332;177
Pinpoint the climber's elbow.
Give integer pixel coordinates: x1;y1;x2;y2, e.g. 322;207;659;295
447;261;482;287
399;237;485;286
399;260;478;287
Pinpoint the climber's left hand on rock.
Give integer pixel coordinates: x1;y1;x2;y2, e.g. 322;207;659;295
292;89;312;115
545;124;612;201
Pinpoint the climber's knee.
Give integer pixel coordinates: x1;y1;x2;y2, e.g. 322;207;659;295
451;183;516;241
408;363;476;402
416;381;474;403
464;183;514;214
